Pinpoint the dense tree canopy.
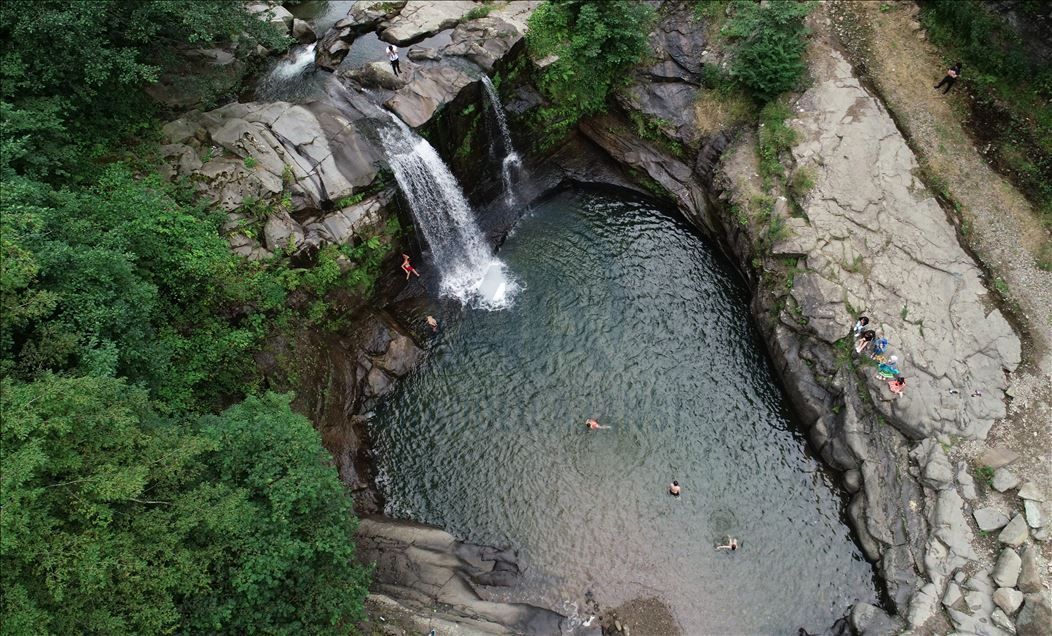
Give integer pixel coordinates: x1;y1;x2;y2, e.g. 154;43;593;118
1;2;370;633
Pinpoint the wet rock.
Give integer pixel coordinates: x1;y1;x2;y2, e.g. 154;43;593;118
292;18;317;44
379;1;477;45
998;514;1029;546
341;61;406;90
844;468;862;493
1016;593;1052;636
993;467;1021;492
994;587;1024;616
992;548;1021;588
407;47;439;61
247;3;294;32
980;446;1020;469
849;602;902;635
385;65;474;127
373;332;424;377
339;0;406;33
1017;545;1042;593
975;507;1012;532
1023;499;1044;528
1018;481;1045;501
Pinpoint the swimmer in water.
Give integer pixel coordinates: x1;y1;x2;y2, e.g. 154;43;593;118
586;418;609;430
669;480;681;496
401;253;420;279
716;537;738;551
426;315;438;332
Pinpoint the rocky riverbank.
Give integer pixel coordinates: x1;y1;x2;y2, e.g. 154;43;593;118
165;1;1049;633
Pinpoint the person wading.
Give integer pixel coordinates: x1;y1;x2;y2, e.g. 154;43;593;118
387;44;401;76
934;62;961;94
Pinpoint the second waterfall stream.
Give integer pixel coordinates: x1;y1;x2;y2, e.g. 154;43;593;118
480;75;522;205
380;113;518;309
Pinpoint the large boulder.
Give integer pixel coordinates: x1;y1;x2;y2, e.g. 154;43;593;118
378;0;477;45
439;9;536;72
384;65;475;127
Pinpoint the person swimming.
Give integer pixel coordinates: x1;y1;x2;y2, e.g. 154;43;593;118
426;315;439;332
669;480;681;497
401;253;420;279
586;418;609;430
716;537;738;551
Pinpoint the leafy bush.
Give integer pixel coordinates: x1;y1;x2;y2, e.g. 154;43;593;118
757;101;797;186
720;0;814;102
1;379;370;634
526;0;656;146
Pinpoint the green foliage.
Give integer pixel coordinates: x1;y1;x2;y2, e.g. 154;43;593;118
526;0;656;146
921;0;1052;216
790;166;815;199
757;101;797;186
336;192;367;209
1;378;370;634
243;156;259;169
464;4;495;21
720;0;813;102
975;464;995;487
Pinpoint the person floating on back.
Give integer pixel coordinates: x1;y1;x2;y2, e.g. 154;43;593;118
586;418;609;430
716;537;738;551
386;45;401;76
669;480;681;497
934;62;962;94
401;253;419;279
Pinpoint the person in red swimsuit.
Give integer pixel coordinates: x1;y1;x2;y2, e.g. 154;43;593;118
401;253;420;279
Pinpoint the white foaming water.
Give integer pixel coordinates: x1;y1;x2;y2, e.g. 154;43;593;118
380;113;517;309
480;75;522;205
257;43;318;101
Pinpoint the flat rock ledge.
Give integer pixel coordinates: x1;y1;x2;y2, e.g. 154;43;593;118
356;516;594;635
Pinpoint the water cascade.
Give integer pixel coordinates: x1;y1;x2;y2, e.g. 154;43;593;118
256;43;320;102
480;75;522;205
379;113;517;309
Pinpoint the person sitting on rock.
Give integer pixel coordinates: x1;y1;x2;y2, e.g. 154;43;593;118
669;480;681;497
888;377;906;395
853;316;870;337
875;355;900;378
870;336;889;358
401;253;420;279
586;418;609;430
716;537;738;551
854;329;876;354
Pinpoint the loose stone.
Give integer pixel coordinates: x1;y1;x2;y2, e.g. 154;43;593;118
1016;593;1052;636
974;507;1011;531
992;547;1021;588
1023;499;1044;529
1017;481;1045;501
990;607;1017;633
1017;545;1041;593
992;467;1021;492
993;587;1024;615
998;515;1029;547
980;447;1020;469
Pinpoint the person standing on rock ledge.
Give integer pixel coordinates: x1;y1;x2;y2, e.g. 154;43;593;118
934;62;962;94
386;45;401;76
401;253;419;279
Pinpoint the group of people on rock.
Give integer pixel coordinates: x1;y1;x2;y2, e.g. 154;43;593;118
853;316;906;396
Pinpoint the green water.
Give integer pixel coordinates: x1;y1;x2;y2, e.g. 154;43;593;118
370;188;877;633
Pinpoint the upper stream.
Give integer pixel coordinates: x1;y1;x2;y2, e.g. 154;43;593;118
370;188;878;633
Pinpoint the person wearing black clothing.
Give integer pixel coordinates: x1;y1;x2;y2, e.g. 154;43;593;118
934;62;962;94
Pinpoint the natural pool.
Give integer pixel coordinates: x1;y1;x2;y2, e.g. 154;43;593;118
370;188;878;633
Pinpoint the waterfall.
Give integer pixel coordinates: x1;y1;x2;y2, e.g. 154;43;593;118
256;43;320;102
379;113;517;309
480;75;522;205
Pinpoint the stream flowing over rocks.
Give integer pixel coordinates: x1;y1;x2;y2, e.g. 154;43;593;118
161;1;1051;633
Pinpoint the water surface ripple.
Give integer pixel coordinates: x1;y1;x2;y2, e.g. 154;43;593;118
370;189;877;634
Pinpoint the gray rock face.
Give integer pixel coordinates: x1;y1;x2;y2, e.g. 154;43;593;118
958;461;978;499
976;507;1012;531
991;607;1016;633
850;601;904;635
993;467;1021;492
385;65;475;127
302;191;393;247
992;547;1022;588
439;11;535;73
1017;544;1042;593
379;0;477;45
292;18;317;44
789;51;1021;441
998;514;1030;546
356;516;577;635
1016;593;1052;636
912;438;955;490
